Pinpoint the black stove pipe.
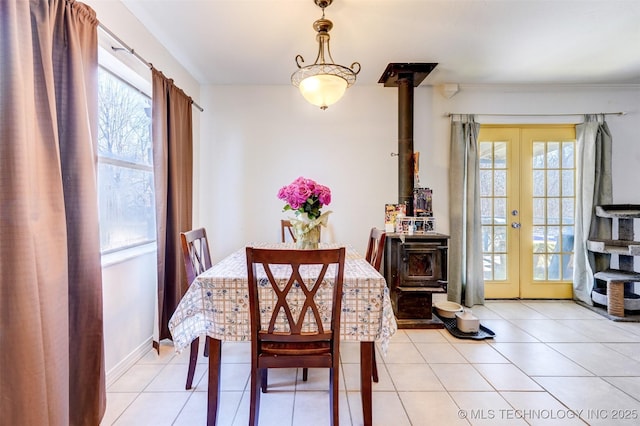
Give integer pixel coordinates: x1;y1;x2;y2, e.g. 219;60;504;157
378;63;438;218
398;77;415;216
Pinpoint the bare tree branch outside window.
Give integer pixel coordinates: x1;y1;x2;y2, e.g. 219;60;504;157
97;67;155;253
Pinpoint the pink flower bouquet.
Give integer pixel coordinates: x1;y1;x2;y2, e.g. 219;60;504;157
277;176;331;220
278;177;332;247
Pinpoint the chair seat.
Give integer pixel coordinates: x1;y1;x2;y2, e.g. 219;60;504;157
258;352;334;370
260;341;331;356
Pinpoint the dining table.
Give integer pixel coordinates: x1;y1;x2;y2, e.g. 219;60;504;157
168;242;397;426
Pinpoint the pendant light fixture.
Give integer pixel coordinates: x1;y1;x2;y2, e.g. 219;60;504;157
291;0;360;110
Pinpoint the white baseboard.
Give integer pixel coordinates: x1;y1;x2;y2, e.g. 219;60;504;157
105;337;153;388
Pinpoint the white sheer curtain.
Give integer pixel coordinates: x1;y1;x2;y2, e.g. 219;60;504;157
449;115;485;306
573;114;613;304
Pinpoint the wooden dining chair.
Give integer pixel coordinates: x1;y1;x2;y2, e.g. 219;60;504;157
365;227;386;383
246;247;346;426
180;228;213;390
366;227;386;272
281;219;296;242
281;219;321;243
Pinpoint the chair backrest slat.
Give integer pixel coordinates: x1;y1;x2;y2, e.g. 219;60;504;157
281;220;297;242
365;228;386;271
180;228;212;286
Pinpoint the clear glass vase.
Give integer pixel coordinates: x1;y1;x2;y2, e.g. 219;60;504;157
296;225;320;250
290;211;330;250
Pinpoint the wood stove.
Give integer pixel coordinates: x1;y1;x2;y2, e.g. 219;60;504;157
378;63;444;328
384;233;449;328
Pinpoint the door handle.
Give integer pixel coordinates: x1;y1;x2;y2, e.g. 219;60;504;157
511;222;521;229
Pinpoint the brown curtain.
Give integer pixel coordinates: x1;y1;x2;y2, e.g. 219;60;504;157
0;1;105;425
152;69;193;344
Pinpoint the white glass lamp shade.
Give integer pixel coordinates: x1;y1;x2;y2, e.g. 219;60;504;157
298;74;348;109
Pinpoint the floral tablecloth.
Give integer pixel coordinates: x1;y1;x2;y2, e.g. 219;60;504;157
169;242;397;354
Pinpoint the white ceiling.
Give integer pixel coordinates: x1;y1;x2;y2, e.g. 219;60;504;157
122;0;640;87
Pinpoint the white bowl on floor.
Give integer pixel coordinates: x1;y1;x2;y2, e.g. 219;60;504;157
434;301;464;318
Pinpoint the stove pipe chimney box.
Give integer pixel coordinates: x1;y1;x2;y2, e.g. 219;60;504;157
378;63;437;216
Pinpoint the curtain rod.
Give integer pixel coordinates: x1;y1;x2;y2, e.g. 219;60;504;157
97;23;204;112
445;112;626;117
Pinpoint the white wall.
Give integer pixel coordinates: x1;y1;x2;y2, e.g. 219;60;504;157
101;248;156;387
199;83;640;262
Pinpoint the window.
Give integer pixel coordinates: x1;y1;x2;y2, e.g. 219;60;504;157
97;50;155;254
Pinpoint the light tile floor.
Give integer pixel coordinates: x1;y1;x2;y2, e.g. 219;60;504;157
101;301;640;425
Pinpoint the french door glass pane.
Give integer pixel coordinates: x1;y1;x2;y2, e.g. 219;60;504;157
494;142;507;167
480;170;493;196
562;141;574;167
